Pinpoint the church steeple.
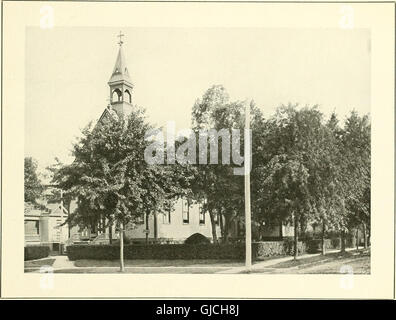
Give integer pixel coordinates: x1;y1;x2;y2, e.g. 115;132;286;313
108;32;133;117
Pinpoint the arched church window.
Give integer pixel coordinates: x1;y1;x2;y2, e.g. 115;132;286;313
124;89;132;103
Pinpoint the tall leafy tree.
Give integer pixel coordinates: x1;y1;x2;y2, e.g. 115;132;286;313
253;104;343;258
24;157;44;204
52;108;174;271
191;85;264;243
191;85;244;243
339;111;371;249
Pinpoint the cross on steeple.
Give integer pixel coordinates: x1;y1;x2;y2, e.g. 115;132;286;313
108;33;133;117
117;31;124;46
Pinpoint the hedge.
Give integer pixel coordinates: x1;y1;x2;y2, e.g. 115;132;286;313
67;241;308;261
24;245;50;261
305;238;344;253
67;244;245;261
253;240;306;259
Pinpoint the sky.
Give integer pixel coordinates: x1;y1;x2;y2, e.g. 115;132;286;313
25;27;370;174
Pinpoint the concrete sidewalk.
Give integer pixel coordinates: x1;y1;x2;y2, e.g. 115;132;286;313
52;255;76;269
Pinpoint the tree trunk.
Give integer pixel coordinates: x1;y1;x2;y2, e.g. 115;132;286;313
209;211;218;244
293;214;298;260
356;228;359;251
153;212;158;241
367;226;371;247
119;223;125;272
363;223;367;249
109;221;113;245
67;201;71;238
223;219;229;244
279;222;283;240
145;213;150;244
321;220;326;255
219;212;224;242
102;217;106;233
340;231;346;253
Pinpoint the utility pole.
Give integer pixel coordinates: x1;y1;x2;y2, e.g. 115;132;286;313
245;101;252;271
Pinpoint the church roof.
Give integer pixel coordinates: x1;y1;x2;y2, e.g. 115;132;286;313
108;45;132;85
24;201;67;217
98;105;119;124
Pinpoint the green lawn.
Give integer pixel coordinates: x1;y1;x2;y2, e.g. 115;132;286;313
25;258;56;268
54;267;232;274
246;249;370;274
24;258;56;273
25;249;370;274
74;259;243;268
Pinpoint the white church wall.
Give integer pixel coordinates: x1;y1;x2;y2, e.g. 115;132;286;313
125;198;222;242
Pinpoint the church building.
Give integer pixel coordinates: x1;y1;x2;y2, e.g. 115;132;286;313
94;34;223;243
70;33;292;244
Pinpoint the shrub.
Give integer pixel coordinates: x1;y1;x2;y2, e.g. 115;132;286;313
330;238;341;249
283;238;307;256
67;240;309;261
306;239;322;253
252;241;285;259
184;233;211;245
345;234;356;248
306;238;341;253
67;244;245;261
112;235;131;245
24;245;50;261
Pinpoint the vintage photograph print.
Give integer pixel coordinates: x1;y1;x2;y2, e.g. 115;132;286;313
24;26;371;275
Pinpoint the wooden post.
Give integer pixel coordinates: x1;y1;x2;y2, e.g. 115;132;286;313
245;101;252;271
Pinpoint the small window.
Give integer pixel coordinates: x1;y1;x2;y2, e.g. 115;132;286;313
163;210;171;224
25;220;39;235
124;89;132;103
182;199;189;224
199;205;205;225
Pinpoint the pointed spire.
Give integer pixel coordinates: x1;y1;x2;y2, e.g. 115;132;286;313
108;32;132;85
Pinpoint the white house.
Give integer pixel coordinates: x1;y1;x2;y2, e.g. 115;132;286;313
24;201;71;250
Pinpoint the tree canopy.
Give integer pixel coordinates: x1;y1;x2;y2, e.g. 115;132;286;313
24;157;44;204
47;84;371;259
